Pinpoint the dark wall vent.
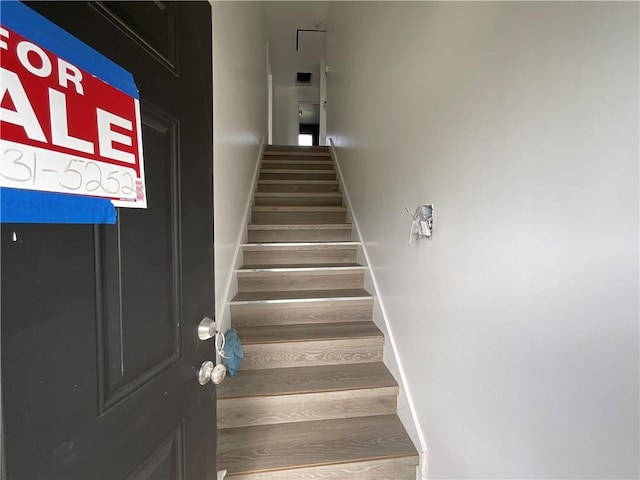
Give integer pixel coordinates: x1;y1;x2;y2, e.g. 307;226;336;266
296;72;312;86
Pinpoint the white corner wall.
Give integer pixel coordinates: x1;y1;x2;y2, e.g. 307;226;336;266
327;2;639;479
213;1;267;329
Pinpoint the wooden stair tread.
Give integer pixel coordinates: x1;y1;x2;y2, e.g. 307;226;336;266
243;242;359;249
230;297;373;327
264;150;331;156
258;179;338;185
262;160;333;165
240;263;362;270
217;363;397;399
262;154;331;159
265;147;330;153
237;321;382;345
248;223;351;230
264;150;330;158
252;206;346;212
254;192;342;197
218;415;418;476
231;288;371;303
266;145;329;150
261;168;335;174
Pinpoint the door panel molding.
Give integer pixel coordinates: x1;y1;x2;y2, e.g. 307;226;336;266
127;421;185;480
96;102;183;414
90;1;178;75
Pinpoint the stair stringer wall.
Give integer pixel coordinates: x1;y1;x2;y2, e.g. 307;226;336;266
330;138;427;479
216;138;264;333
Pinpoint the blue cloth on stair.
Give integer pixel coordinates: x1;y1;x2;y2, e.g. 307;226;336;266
222;328;243;377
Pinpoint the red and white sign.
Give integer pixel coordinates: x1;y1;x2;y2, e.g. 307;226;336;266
0;26;147;208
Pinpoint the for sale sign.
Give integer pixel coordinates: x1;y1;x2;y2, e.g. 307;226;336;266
0;1;147;208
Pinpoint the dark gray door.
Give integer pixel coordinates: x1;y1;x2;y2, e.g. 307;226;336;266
1;2;215;478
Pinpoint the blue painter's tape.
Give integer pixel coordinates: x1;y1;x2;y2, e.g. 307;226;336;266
0;188;117;224
0;0;138;98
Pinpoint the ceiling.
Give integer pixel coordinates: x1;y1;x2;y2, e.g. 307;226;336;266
263;2;329;88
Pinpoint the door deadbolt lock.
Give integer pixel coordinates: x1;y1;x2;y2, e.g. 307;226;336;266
198;360;226;385
198;317;218;341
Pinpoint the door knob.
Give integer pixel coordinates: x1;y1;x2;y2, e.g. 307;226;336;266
198;360;226;385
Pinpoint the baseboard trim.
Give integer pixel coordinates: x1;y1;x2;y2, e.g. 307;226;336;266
329;138;427;479
216;137;265;332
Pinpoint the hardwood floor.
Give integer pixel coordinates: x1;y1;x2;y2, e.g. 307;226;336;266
230;298;374;327
238;322;382;343
242;242;359;267
219;415;416;475
218;145;418;479
232;288;371;303
237;267;365;292
217;363;397;399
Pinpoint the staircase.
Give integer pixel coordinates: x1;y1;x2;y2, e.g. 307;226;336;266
217;145;419;479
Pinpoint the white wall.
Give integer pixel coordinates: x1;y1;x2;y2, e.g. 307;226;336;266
213;1;267;329
273;85;319;145
267;42;273;145
327;2;639;478
319;59;327;146
268;73;273;145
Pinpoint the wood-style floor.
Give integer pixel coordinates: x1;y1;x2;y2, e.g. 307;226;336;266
219;416;416;475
